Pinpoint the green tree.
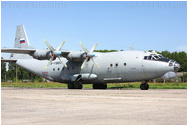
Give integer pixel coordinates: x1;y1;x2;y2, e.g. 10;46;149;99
177;51;187;72
1;58;6;82
7;63;16;81
17;66;43;82
180;72;187;82
159;51;187;72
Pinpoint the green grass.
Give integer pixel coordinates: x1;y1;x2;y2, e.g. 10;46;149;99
107;83;187;89
1;82;67;88
1;82;187;89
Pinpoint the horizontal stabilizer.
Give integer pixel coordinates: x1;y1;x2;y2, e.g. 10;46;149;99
1;48;36;54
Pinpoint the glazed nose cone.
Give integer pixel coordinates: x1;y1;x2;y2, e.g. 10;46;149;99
174;62;180;71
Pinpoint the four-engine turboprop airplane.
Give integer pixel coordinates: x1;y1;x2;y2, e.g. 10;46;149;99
1;24;181;90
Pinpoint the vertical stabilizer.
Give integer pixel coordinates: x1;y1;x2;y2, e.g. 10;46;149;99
10;24;34;60
14;24;30;48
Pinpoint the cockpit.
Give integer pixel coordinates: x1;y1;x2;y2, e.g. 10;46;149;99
144;54;165;61
143;53;180;72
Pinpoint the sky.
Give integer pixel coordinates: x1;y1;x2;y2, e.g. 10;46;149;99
1;1;187;56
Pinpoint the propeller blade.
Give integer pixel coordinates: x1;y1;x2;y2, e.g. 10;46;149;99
130;46;134;51
81;58;88;69
91;58;100;68
46;56;54;68
58;56;67;67
56;40;65;51
79;42;89;53
90;42;98;53
44;39;55;51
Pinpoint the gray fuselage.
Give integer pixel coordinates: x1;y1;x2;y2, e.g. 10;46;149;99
16;51;175;84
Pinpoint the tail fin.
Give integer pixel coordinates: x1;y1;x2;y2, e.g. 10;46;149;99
10;24;34;60
14;24;30;48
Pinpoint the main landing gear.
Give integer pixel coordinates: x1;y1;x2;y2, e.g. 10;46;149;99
68;75;83;89
93;83;107;89
68;82;83;89
140;81;149;90
68;83;107;89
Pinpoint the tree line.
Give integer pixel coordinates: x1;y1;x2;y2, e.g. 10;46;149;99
1;50;187;82
1;61;43;82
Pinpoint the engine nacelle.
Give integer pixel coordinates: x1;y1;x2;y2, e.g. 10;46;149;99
33;50;51;60
66;52;85;62
161;72;176;80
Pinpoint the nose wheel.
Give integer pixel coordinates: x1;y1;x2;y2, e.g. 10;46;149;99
140;83;149;90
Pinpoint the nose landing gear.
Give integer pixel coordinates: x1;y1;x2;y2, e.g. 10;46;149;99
140;82;149;90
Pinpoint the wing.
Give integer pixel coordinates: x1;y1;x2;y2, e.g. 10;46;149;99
1;59;17;62
60;51;70;57
1;48;36;55
1;48;70;56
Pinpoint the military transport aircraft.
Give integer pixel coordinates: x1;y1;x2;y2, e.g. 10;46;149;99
1;24;180;90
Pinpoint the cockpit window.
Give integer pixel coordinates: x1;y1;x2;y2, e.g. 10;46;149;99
144;54;164;61
169;60;174;66
158;55;164;58
144;56;151;60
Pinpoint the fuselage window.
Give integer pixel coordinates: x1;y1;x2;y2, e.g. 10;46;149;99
58;68;60;71
110;64;113;67
53;68;55;71
115;63;118;67
124;63;126;66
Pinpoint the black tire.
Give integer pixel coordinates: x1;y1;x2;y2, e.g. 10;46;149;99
74;82;83;89
140;84;145;90
145;83;149;90
68;83;74;89
140;83;149;90
101;83;107;89
93;83;107;89
93;84;98;89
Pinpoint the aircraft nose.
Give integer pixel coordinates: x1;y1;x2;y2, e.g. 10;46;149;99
174;62;180;71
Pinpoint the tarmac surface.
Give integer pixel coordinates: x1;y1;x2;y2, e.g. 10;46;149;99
1;87;187;125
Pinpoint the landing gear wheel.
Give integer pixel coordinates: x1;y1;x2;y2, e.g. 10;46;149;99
101;83;107;89
93;83;107;89
140;83;149;90
93;84;98;89
74;82;83;89
68;83;74;89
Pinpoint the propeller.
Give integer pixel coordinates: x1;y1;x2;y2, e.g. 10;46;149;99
44;39;67;68
130;46;134;50
79;42;100;69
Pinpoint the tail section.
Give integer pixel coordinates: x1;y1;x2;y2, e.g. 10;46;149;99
10;24;34;60
14;24;30;48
